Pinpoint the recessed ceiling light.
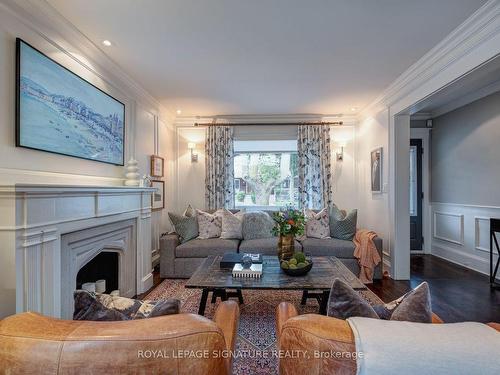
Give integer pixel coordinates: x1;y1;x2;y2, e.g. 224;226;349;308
102;40;112;47
176;109;182;115
350;107;358;112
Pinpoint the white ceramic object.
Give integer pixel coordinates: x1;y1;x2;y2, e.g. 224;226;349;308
95;279;106;293
82;282;96;292
124;158;140;186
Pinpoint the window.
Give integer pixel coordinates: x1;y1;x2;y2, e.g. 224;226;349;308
234;152;299;209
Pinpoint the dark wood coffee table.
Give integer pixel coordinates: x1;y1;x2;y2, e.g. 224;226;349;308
185;255;367;315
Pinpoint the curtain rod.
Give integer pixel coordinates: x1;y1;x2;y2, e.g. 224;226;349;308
193;121;343;127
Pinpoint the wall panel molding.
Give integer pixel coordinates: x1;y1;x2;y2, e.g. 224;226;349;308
433;211;464;245
474;216;490;252
430;202;498;276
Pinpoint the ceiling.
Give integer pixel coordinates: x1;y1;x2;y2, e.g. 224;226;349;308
47;0;487;117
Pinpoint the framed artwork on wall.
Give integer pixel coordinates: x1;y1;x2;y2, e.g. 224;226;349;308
371;147;383;193
16;38;125;165
150;155;164;177
151;180;165;211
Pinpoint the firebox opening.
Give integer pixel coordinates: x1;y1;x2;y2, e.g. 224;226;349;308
76;252;119;293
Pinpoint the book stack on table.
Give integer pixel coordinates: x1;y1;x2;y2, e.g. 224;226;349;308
232;263;263;278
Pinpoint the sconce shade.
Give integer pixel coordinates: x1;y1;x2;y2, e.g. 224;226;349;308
187;142;196;150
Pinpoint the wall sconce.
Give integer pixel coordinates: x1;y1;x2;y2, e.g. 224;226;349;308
336;142;346;161
188;142;198;162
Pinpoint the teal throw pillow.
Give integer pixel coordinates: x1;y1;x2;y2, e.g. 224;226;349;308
329;205;357;240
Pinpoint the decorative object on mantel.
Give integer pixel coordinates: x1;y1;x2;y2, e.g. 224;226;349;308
490;218;500;289
371;147;383;193
151;180;165;211
272;206;306;260
124;158;140;186
140;174;152;187
150;155;164;177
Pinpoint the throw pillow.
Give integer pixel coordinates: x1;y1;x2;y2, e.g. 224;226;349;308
196;209;223;239
305;208;330;239
327;278;379;320
73;290;180;321
242;211;275;240
168;212;198;243
183;204;195;217
373;282;432;323
330;205;357;240
220;209;245;239
327;279;433;323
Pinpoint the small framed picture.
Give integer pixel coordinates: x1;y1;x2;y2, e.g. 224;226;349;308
150;155;164;178
151;180;165;211
371;147;383;193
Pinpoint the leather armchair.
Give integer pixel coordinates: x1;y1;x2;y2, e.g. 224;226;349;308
276;302;444;375
276;302;499;375
0;301;239;375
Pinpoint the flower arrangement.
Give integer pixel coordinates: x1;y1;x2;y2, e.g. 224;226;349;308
271;206;306;237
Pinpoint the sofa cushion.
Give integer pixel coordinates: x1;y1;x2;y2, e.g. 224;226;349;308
175;238;240;258
220;209;244;239
168;212;198;243
242;211;275;240
239;237;302;255
305;208;330;239
300;237;355;258
196;209;223;239
330;205;358;240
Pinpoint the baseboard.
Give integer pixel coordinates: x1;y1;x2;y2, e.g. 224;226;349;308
431;243;494;277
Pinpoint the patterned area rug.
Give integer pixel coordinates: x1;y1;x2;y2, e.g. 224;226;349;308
146;280;383;374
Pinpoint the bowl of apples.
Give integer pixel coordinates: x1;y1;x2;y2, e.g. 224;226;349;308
280;252;313;276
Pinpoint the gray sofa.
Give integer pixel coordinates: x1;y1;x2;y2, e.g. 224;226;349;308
160;233;383;280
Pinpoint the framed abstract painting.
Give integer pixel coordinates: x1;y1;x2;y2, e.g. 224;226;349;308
16;38;125;165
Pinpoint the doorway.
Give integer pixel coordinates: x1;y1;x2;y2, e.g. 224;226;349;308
409;139;423;251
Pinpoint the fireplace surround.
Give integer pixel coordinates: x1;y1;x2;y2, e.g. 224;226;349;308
0;184;155;319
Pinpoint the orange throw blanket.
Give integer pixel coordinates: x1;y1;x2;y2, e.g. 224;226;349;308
353;229;381;284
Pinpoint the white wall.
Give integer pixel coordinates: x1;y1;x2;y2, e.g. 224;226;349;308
0;2;176;279
355;108;390;271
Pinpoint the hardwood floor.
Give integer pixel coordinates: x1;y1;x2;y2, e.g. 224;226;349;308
144;255;499;323
368;255;500;323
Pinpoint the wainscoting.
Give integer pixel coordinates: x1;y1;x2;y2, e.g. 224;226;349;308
430;202;499;278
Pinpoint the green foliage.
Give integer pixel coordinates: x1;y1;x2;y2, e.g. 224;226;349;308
236;191;245;202
271;205;306;236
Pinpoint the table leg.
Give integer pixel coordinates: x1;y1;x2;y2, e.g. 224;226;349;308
319;290;330;315
198;289;209;315
236;289;244;304
301;290;308;305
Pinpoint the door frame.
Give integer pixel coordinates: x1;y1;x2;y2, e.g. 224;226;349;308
410;128;431;254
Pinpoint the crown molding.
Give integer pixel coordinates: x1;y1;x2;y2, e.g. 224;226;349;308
359;0;500;118
0;0;173;118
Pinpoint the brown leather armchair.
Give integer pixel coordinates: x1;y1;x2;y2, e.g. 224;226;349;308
276;302;499;375
0;301;239;375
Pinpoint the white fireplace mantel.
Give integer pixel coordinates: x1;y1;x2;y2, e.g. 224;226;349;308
0;184;156;318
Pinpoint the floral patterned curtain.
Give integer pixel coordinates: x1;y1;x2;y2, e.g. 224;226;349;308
297;124;333;209
205;125;234;210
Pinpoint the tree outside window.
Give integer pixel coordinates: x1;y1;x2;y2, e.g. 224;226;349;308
234;152;299;208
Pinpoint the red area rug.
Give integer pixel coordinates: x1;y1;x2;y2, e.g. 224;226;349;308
146;279;382;374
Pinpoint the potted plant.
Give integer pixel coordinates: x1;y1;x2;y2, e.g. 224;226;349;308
271;206;306;260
